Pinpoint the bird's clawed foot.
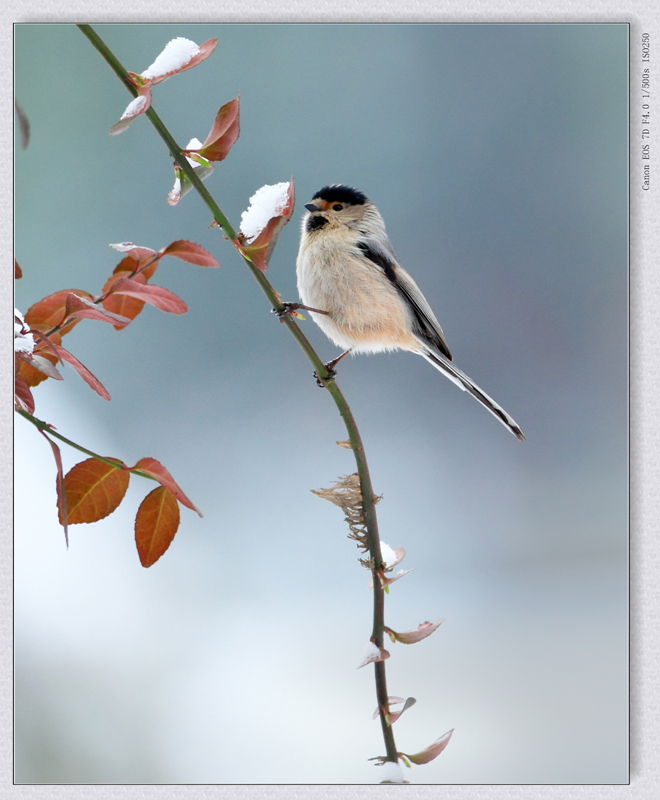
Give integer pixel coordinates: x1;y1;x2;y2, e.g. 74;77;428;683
272;302;330;321
314;364;337;387
313;350;351;387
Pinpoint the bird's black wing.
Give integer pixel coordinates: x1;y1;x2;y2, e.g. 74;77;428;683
356;238;453;361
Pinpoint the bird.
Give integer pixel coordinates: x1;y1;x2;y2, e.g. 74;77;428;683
294;184;525;441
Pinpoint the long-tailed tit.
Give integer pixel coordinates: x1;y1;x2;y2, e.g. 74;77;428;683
294;184;524;441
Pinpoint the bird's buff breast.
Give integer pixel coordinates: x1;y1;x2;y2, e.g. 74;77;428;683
296;235;419;354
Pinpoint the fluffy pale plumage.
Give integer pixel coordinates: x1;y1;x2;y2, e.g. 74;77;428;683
296;184;524;441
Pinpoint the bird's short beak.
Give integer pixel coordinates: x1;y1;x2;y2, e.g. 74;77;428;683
304;203;319;212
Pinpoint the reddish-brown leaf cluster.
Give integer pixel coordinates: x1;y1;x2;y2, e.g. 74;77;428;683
49;455;199;567
110;38;218;135
105;42;240;210
15;240;218;412
168;97;241;206
16;240;216;565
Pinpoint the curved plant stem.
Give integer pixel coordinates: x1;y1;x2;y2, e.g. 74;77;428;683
78;24;399;767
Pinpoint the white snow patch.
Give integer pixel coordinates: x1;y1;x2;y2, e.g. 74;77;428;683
120;95;147;120
14;336;34;355
239;182;290;242
141;38;201;81
14;309;34;355
184;137;204;167
15;308;27;329
379;542;398;568
361;641;381;662
378;760;406;783
109;242;137;253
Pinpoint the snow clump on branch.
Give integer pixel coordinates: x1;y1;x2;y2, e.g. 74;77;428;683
141;38;201;81
239;182;291;242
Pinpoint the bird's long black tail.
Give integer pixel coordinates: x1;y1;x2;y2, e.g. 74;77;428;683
419;348;525;441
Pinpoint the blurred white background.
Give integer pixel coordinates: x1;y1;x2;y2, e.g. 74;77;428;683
14;24;628;784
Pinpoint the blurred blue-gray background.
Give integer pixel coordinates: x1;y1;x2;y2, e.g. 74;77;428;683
14;24;628;784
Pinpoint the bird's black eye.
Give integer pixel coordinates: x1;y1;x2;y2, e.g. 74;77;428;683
332;203;343;211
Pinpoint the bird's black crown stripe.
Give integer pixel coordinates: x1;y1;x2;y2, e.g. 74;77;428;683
312;185;368;206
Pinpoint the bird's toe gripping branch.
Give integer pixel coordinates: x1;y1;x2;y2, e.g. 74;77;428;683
271;302;330;321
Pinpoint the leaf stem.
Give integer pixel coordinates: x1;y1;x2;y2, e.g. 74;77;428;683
16;408;155;481
78;24;399;766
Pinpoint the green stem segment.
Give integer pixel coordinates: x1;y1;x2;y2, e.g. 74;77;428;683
16;408;155;481
77;24;399;766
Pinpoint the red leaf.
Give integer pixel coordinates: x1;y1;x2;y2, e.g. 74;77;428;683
18;352;63;381
135;486;181;567
109;243;158;266
14;374;35;414
401;730;454;765
159;240;219;267
235;179;295;272
58;347;110;400
16;338;61;388
112;253;159;282
64;293;131;327
141;37;218;85
25;289;93;336
190;96;240;163
131;457;201;516
41;432;68;545
61;458;130;525
33;333;111;400
15;260;22;279
102;271;148;327
110;278;188;314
